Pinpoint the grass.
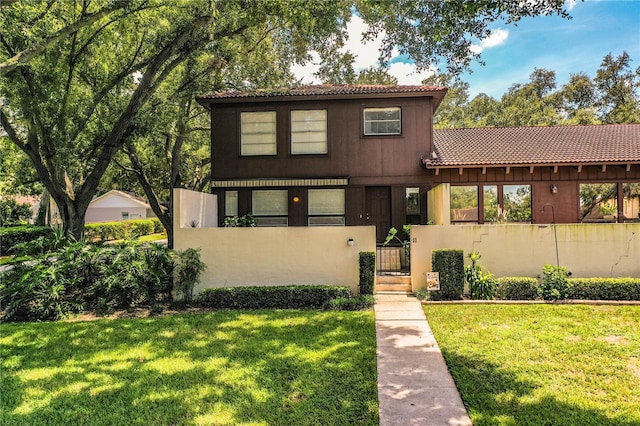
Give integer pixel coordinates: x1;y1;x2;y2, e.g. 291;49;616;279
423;304;640;426
1;310;379;425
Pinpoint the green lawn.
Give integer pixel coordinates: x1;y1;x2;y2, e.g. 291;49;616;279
424;304;640;426
1;310;379;425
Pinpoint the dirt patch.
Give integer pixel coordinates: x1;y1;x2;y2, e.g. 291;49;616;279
602;335;629;345
629;358;640;379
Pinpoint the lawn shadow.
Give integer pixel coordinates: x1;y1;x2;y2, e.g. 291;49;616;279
1;310;379;425
441;349;638;426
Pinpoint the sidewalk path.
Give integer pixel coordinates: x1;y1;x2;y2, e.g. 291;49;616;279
375;294;472;426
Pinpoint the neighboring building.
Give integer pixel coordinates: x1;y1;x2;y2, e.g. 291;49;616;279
197;85;640;241
85;190;156;223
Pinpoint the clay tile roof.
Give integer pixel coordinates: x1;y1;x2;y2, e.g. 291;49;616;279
426;124;640;167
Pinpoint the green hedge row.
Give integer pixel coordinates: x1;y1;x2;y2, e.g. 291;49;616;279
197;285;353;309
0;226;54;256
493;277;640;301
84;218;164;242
431;249;464;300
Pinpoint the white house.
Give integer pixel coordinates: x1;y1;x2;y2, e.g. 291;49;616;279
85;190;156;223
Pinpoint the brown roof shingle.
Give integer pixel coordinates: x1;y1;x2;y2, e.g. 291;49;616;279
427;124;640;168
197;84;448;108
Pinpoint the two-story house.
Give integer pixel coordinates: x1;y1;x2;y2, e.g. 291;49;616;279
197;85;448;241
197;85;640;241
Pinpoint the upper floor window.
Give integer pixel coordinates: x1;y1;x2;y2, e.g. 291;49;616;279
291;110;327;154
363;107;401;135
241;111;276;156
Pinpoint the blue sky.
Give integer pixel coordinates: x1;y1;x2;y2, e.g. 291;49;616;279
292;1;640;100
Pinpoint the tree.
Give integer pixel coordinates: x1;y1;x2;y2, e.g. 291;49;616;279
423;74;470;129
558;72;600;124
1;0;348;240
0;136;42;195
594;51;640;123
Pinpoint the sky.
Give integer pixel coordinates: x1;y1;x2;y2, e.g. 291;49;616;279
291;0;640;99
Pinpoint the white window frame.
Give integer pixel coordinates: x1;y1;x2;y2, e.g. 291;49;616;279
240;111;277;156
363;107;401;136
291;110;327;155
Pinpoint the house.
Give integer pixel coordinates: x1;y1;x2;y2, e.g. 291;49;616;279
196;85;640;241
85;190;156;223
197;85;448;241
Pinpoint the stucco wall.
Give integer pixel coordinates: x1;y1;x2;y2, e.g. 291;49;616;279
410;224;640;289
178;189;218;228
173;188;376;294
427;183;450;225
86;206;147;223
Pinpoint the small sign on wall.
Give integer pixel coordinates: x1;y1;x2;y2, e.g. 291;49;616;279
426;272;440;291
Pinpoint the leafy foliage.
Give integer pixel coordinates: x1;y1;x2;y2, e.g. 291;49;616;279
431;249;464;300
358;251;376;295
0;197;32;226
494;277;541;300
0;226;54;256
197;285;353;309
464;252;495;300
224;214;256;227
84;218;162;242
173;248;206;303
567;278;640;301
540;264;570;301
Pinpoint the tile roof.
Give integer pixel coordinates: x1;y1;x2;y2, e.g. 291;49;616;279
426;124;640;168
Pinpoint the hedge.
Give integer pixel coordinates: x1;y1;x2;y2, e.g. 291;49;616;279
567;278;640;301
495;277;540;300
431;249;464;301
359;252;375;295
0;226;54;256
197;285;353;309
84;218;163;242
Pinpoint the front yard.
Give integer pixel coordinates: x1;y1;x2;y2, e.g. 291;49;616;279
424;304;640;426
1;310;379;425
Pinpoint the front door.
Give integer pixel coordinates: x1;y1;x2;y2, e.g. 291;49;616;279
365;186;391;242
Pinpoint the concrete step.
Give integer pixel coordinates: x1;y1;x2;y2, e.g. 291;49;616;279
376;275;412;293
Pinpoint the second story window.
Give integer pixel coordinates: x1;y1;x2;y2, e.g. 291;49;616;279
291;110;327;154
241;111;276;156
363;107;401;136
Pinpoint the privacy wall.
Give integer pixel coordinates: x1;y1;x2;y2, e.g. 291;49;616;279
410;223;640;288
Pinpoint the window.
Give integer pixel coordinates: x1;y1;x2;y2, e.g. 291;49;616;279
252;190;288;226
363;107;401;135
291;110;327;154
451;184;531;223
121;212;129;220
225;191;238;217
308;189;345;226
241;111;276;156
503;185;532;222
622;183;640;222
406;187;420;224
580;183;617;222
450;186;479;222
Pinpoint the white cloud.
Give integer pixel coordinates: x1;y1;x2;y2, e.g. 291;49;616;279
388;62;436;85
565;0;577;11
470;29;509;54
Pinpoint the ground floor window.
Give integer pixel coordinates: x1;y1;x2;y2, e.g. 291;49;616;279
405;187;421;224
225;191;238;218
308;188;345;226
623;183;640;222
451;184;531;224
252;190;288;226
580;183;617;222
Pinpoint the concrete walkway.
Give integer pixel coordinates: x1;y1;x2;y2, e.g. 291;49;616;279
375;294;472;426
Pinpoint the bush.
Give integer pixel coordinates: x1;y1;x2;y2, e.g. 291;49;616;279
494;277;540;300
568;278;640;301
431;249;464;301
325;295;375;311
359;252;375;295
0;241;174;322
465;252;496;300
151;218;164;233
0;226;54;256
197;285;352;309
0;198;33;226
540;264;569;301
173;248;206;303
84;218;161;242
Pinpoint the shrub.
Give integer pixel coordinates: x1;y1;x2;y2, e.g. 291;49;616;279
224;214;256;227
173;248;206;303
151;218;164;233
414;288;431;301
83;219;161;242
494;277;540;300
0;198;33;226
465;251;496;300
568;278;640;301
0;226;54;256
197;285;352;309
540;264;569;301
431;249;464;301
359;251;375;295
325;295;375;311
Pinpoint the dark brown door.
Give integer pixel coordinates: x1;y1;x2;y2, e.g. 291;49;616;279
366;186;391;242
